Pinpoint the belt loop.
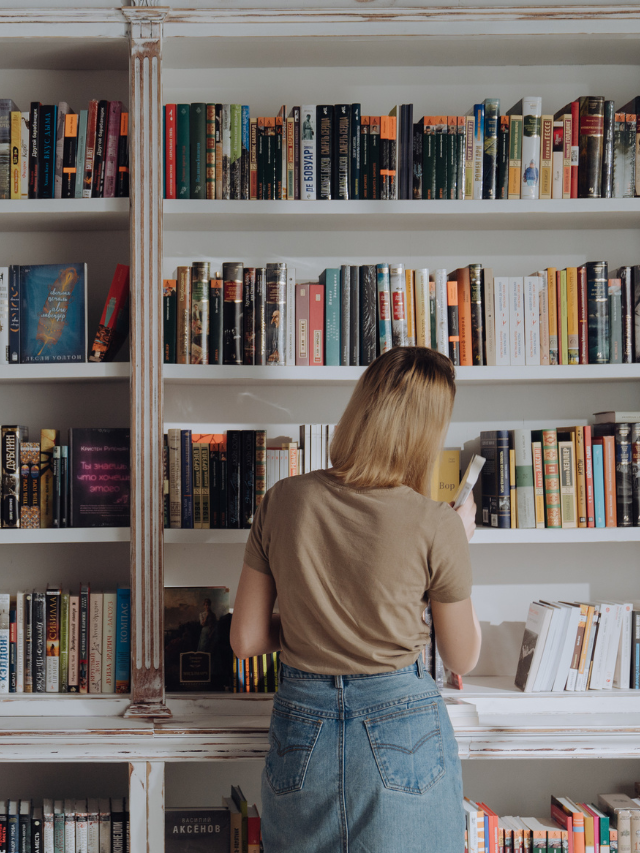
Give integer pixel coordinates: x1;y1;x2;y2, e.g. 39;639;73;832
416;656;425;678
334;675;343;689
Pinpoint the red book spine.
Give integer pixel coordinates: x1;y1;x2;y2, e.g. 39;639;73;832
571;100;579;198
165;104;177;200
103;101;122;198
247;812;260;847
82;99;99;198
295;282;310;366
308;283;325;365
550;805;573;853
584;424;595;527
602;434;617;527
577;264;588;363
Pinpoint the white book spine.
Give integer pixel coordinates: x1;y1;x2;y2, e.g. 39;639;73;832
286;267;296;365
101;593;117;693
266;448;274;489
300;105;316;200
613;602;633;689
414;269;430;348
87;817;99;853
389;264;408;346
538;269;550;365
532;605;561;692
524;276;540;365
64;808;76;853
98;801;110;853
552;605;582;692
15;592;24;692
588;606;610;690
508;276;525;366
89;593;103;694
543;605;571;691
311;424;321;472
483;268;496;366
0;593;9;693
434;270;449;356
576;608;599;692
321;424;328;469
327;424;335;466
514;428;535;529
494;276;510;366
602;602;623;689
279;448;288;481
0;267;8;365
20;112;29;199
564;609;586;692
520;96;542;200
43;801;55;853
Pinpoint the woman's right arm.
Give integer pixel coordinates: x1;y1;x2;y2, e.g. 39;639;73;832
430;597;481;676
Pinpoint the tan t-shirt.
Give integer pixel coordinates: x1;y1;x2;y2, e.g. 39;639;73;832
244;469;472;674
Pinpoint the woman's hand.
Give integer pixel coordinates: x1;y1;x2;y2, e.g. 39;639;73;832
452;493;476;542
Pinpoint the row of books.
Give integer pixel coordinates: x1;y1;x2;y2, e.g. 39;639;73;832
165;787;259;853
0;798;129;853
233;651;280;693
464;792;640;853
163;260;640;368
0;587;131;695
163;426;334;530
0;99;129;200
0;263;130;366
481;415;640;530
0;427;130;530
162;95;640;201
515;599;639;693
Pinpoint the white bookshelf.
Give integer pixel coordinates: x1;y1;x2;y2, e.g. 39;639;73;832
0;199;129;232
0;363;129;383
0;528;130;543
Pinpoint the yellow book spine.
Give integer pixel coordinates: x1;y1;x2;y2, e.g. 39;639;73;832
539;115;553;199
10;111;21;199
509;447;517;528
575;426;587;528
431;449;460;502
566;266;579;364
560;269;568;365
532;440;545;529
405;269;416;345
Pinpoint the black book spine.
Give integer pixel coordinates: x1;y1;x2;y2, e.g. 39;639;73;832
209;278;223;365
226;430;241;530
0;814;6;853
369;119;380;200
435;120;447;199
412;123;423;199
222;262;244;365
219;449;227;528
497;115;510;199
264;123;274;200
33;592;46;693
578;96;604;198
241;430;256;529
632;610;640;689
116;111;129;198
601;100;615;198
8;264;19;365
340;265;350;366
257;122;264;199
615;423;633;527
380;125;389;201
619;265;634;364
2;425;23;527
469;264;485;365
482;99;499;199
632;423;640;527
31;814;42;853
359;265;377;366
447;298;460;366
24;593;33;693
111;803;124;853
243;268;255;365
180;429;193;529
360;119;369;199
587;260;609;363
209;448;219;528
350;103;361;199
61;115;77;199
9;610;16;692
635;266;640;363
446;118;457;199
28;102;40;199
52;449;60;528
60;448;68;528
275;117;283;200
333;105;350;200
163;436;169;528
292;107;300;200
254;267;267;366
265;262;287;365
349;265;359;366
91;100;109;197
37;105;56;199
422;123;435;199
317;105;333;200
18;810;29;853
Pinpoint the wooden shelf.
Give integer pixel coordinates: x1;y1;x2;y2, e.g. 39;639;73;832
0;199;129;232
0;528;130;544
0;363;129;383
163;199;640;233
163;364;640;386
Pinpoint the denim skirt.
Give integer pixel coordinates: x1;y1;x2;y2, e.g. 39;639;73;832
261;657;464;853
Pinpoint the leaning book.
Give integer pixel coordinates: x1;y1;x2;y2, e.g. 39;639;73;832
69;427;130;527
164;586;231;692
19;263;87;363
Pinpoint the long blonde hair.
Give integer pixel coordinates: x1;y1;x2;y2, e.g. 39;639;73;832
330;347;456;495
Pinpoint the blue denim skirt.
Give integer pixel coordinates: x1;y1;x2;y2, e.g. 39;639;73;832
261;658;464;853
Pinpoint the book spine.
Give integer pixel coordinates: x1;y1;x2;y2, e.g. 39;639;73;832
376;264;392;354
493;276;510;366
200;443;210;529
473;104;484;199
37;104;56;198
163;279;177;363
482;98;499;199
58;592;69;693
608;278;623;364
227;430;241;529
339;265;350;366
593;440;606;527
624;113;637;198
587;260;609;363
208;276;223;365
359;265;377;365
566;266;580;364
601;100;615;197
532;441;545;528
167;428;181;528
180;429;193;529
446;279;460;365
521;97;542;199
89;592;103;693
28;102;40;198
254;268;266;366
102;101;121;198
255;430;267;511
317;105;333;200
295;282;310;366
497;115;510;199
222;261;244;365
632;611;640;689
229;104;241;200
350;103;361;198
45;588;60;692
514;429;535;529
539;114;553;198
507;114;522;199
349;264;359;365
9;111;20;200
249;116;257;200
618;265;634;363
615;423;633;527
74;110;87;200
115;589;131;693
8;265;19;365
242;268;256;366
176;266;191;365
53;102;69;199
570;100;580;197
309;283;325;365
265;263;287;365
552;120;563;199
411;120;422;199
405;269;416;346
90;101;108;197
33;592;46;693
324;268;340;366
435;116;448;199
79;586;89;693
190;262;210;365
508;277;525;366
414;269;430;349
446;116;457;199
422;117;435;199
469;264;484;365
390;264;408;347
286;267;296;366
559;440;578;528
434;269;449;357
456;268;472;365
300;105;316;200
176;104;190;198
8;610;16;692
241;430;256;528
2;425;24;527
241;105;250;200
542;428;561;529
165;104;177;199
601;434;617;527
192;443;202;529
578;96;604;197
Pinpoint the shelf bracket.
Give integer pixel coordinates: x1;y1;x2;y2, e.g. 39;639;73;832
123;6;171;720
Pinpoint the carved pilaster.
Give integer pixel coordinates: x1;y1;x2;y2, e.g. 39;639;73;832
123;6;171;719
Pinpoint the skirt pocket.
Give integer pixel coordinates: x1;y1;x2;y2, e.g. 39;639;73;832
364;701;444;795
265;707;323;795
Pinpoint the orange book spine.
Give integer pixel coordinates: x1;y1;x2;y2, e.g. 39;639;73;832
457;268;473;366
602;434;617;526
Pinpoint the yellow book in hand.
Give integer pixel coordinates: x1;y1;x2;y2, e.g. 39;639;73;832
431;449;460;502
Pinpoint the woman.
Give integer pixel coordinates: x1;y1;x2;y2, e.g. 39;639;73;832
231;347;481;853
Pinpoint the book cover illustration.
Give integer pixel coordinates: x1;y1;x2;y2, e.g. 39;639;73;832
20;263;87;363
164;586;232;692
69;428;130;527
89;264;130;363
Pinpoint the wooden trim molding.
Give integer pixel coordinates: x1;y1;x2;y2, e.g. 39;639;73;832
129;763;164;853
124;6;172;720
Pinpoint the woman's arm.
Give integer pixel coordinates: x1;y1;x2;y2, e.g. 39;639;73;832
430;597;481;676
230;563;281;660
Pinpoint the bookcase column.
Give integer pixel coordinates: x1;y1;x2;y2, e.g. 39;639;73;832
123;6;170;718
129;762;165;853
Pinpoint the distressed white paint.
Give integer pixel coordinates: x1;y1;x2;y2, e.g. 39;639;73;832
129;763;164;853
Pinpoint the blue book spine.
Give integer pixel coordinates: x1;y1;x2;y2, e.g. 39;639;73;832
8;810;18;853
181;429;193;529
376;263;392;354
115;588;131;693
38;104;57;198
593;442;606;527
324;268;340;366
74;110;88;200
176;104;190;198
8;264;19;364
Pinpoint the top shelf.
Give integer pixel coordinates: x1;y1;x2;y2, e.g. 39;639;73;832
163;199;640;233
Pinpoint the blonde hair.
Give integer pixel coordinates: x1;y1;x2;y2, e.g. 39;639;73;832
330;347;455;495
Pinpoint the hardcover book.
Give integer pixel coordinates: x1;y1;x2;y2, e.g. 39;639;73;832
164;586;231;692
89;264;130;363
19;263;87;363
69;428;130;527
165;809;230;853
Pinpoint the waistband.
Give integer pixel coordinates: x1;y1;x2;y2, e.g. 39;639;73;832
280;657;426;687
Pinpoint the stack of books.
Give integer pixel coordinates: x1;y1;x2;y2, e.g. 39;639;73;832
515;600;640;692
0;98;129;200
162;95;640;201
166;787;259;853
0;799;129;853
163;260;640;367
0;427;130;530
481;413;640;530
0;587;131;694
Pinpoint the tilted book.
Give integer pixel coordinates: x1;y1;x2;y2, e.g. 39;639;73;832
69;428;130;527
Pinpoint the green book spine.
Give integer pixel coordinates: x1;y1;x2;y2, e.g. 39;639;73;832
598;815;610;851
163;282;176;363
230;104;242;199
587;260;609;363
205;103;216;199
608;278;623;363
59;592;69;693
176;104;190;198
482;97;500;199
446;118;457;199
434;118;448;199
560;269;569;366
422;119;436;199
322;268;340;366
189;102;205;199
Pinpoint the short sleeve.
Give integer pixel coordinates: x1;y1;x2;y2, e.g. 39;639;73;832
426;504;473;603
243;487;273;576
